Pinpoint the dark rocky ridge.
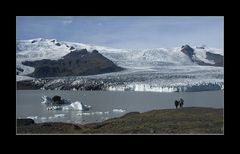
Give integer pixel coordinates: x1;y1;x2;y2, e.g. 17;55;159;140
17;119;35;126
206;52;224;66
181;45;223;67
181;45;194;61
22;49;124;78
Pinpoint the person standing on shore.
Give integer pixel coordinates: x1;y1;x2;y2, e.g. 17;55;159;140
179;97;184;108
175;100;179;109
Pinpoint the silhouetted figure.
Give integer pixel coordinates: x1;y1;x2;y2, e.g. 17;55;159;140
175;100;179;109
179;97;184;108
175;97;184;109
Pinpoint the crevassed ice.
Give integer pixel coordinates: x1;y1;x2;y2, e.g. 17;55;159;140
107;84;178;92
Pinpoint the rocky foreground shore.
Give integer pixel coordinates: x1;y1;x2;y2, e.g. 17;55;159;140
17;107;223;134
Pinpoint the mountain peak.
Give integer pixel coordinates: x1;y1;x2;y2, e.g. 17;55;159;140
181;45;194;58
30;38;46;43
63;49;90;59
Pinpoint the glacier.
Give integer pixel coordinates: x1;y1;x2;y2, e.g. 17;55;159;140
16;38;224;92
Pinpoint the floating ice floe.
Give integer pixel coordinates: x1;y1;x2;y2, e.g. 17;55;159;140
82;113;91;116
77;111;110;116
47;106;62;110
112;109;126;113
94;112;103;115
40;117;47;120
54;114;65;118
62;101;91;111
48;116;54;119
101;117;109;120
104;111;110;114
27;116;38;120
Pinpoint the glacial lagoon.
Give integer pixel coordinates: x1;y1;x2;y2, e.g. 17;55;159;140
16;90;224;124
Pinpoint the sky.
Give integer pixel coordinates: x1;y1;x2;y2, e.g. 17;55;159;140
16;16;224;49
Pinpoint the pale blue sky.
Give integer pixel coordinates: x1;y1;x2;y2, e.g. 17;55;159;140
16;16;224;49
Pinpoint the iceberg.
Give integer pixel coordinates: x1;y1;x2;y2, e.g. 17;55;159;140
113;109;126;113
54;114;65;118
40;117;47;120
27;116;38;120
41;95;91;111
82;112;91;116
62;101;91;111
41;95;71;105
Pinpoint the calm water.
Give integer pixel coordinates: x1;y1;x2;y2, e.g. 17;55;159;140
16;90;224;124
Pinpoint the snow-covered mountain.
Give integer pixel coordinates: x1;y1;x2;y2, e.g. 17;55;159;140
21;49;123;78
16;38;223;75
16;38;224;92
16;38;126;77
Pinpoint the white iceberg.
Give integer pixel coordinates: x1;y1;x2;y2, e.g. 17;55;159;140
40;117;47;120
82;112;91;116
94;111;103;115
27;116;38;120
62;101;91;111
112;109;126;113
54;114;65;118
41;95;91;111
47;106;62;110
104;111;110;114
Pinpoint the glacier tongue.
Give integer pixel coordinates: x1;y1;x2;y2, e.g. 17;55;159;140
107;82;224;92
16;39;223;92
21;64;223;92
107;84;178;92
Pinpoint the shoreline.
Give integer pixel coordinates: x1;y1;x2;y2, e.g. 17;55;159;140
17;107;224;134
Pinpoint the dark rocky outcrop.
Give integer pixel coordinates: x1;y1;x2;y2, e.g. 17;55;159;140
51;95;65;105
181;45;223;67
63;49;88;59
69;46;75;50
52;95;61;102
16;67;24;75
92;50;99;54
17;119;35;126
55;43;61;46
181;45;194;61
206;52;223;66
31;40;37;43
17;67;24;72
22;49;124;78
